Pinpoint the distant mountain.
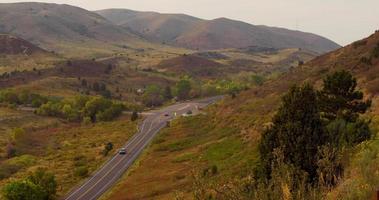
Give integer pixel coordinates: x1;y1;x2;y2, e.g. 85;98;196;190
0;3;143;53
0;34;46;55
97;9;340;53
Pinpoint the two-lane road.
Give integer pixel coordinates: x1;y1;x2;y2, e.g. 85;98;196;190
64;96;222;200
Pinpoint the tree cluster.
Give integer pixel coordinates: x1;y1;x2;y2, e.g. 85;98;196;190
2;168;57;200
259;70;372;185
36;95;125;123
0;90;48;108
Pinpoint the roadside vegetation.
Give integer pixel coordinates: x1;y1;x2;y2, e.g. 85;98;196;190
0;112;137;199
0;88;139;199
0;90;140;123
2;168;57;200
103;71;377;200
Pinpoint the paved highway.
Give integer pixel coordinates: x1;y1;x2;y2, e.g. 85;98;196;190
64;96;222;200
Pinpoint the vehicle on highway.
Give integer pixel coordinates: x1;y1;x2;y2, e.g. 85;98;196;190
182;110;193;117
164;113;170;117
118;148;127;155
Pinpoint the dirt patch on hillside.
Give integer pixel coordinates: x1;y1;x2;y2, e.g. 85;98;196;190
0;60;112;88
0;34;46;55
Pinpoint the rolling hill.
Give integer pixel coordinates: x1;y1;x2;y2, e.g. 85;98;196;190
0;34;62;74
97;9;340;53
0;3;150;57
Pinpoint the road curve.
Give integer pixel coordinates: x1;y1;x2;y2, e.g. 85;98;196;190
64;96;222;200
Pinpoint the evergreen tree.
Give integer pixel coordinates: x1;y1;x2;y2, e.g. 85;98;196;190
176;79;191;100
259;84;325;180
164;86;173;100
318;70;371;123
81;79;87;87
92;82;100;91
131;111;138;121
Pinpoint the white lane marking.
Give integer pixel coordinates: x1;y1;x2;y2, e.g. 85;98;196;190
68;98;221;199
66;119;149;199
75;116;161;200
90;123;167;200
178;104;191;111
67;98;222;199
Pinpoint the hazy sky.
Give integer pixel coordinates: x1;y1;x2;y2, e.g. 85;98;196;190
1;0;379;46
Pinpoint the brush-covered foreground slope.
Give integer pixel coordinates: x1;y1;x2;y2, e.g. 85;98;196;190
103;31;379;199
97;9;340;53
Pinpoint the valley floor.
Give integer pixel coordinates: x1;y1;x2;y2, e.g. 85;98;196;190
0;108;137;198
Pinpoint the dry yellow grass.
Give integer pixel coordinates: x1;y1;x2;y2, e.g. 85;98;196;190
0;112;138;198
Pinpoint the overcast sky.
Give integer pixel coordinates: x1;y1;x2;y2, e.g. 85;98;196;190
1;0;378;46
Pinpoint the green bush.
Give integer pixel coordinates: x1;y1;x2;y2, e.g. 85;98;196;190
0;155;35;180
131;111;138;121
175;79;192;100
0;90;48;107
36;95;125;123
142;85;164;107
102;142;113;156
2;180;46;200
96;103;125;122
73;155;87;167
74;166;89;178
2;168;57;200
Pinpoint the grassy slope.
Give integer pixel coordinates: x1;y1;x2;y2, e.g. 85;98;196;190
0;108;138;198
103;32;379;199
102;107;259;200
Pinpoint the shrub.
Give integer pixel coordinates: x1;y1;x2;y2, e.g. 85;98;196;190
73;155;87;167
326;118;372;147
102;142;113;156
175;79;192;100
2;168;56;200
352;40;367;48
372;43;379;58
74;166;89;178
142;85;164;107
2;180;46;200
96;103;125;122
251;74;266;86
100;90;112;99
131;111;138;121
360;56;372;65
82;117;92;125
35;95;125;123
83;97;112;122
27;168;57;200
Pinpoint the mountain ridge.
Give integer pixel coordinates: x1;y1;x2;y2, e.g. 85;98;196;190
97;8;341;53
0;2;148;56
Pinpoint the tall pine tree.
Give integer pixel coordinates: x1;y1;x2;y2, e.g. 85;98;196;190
318;70;371;123
259;84;325;180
